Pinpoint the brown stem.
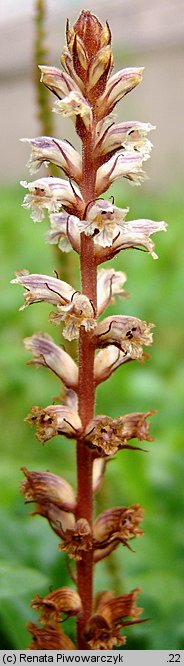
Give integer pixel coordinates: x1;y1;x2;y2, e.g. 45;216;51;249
76;128;97;649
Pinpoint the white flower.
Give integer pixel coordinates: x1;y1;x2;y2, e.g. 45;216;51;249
45;212;80;253
21;177;83;222
97;268;127;315
50;293;96;341
53;91;93;130
78;199;129;247
21;136;82;184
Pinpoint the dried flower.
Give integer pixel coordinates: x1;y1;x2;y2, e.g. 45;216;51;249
21;467;76;512
59;517;93;560
31;587;82;623
85;411;155;456
27;622;76;649
93;504;144;558
26;403;82;443
84;588;143;649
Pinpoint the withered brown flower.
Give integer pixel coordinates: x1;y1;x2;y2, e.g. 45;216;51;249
84;588;143;649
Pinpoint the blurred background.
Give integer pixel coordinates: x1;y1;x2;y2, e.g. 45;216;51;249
0;0;184;650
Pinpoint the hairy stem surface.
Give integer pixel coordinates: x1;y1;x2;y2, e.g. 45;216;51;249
76;128;97;649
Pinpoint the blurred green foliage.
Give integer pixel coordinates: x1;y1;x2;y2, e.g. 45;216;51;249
0;184;184;649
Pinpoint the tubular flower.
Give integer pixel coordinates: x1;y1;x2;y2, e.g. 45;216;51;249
24;332;78;389
94;315;154;358
49;292;96;340
96;218;167;263
27;622;76;650
32;504;76;540
97;268;127;315
59;517;93;561
26;403;82;443
53;91;93;131
21;136;82;184
85;411;155;456
11;270;75;309
95;66;144;121
20;467;76;513
94;346;135;386
96;152;147;196
84;588;143;649
45;212;80;253
92;458;106;494
95;121;155;159
79;200;129;248
20;177;83;222
39;64;80;99
31;587;82;624
93;505;144;554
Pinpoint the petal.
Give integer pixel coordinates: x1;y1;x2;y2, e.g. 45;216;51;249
96;152;147;196
97;268;127;315
94;346;131;385
20;467;76;512
26;404;82;442
53;91;93;130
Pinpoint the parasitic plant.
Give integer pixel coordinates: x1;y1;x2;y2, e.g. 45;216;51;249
13;10;167;650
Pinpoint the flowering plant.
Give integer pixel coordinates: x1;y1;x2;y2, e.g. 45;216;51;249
13;10;166;649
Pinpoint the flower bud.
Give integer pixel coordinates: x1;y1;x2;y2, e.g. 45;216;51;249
26;403;82;443
24;332;78;389
21;467;76;512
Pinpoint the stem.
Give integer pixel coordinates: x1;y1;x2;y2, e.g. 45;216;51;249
76;129;97;649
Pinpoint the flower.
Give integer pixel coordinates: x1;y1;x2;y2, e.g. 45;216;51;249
84;588;143;649
94;315;154;358
45;212;80;253
96;151;147;196
53;91;93;130
97;268;127;314
95;120;155;159
26;403;82;443
20;177;83;222
95;67;144;121
59;517;93;560
27;622;76;649
39;64;79;98
94;346;134;385
96;218;167;263
85;411;155;456
79;199;129;248
21;136;82;184
11;270;75;309
24;332;78;389
93;504;144;558
20;467;76;512
31;587;82;624
50;292;96;340
92;458;106;493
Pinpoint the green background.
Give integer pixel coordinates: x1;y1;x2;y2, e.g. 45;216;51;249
0;182;184;649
